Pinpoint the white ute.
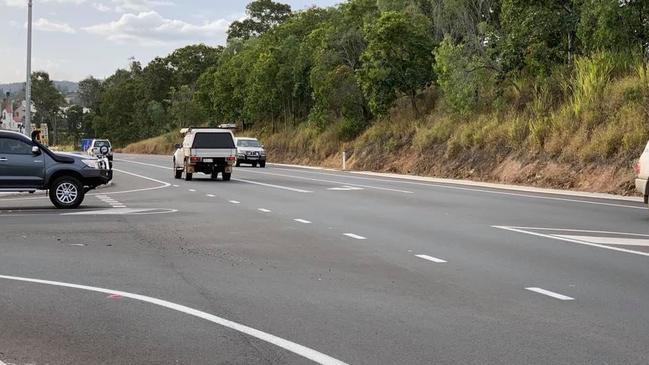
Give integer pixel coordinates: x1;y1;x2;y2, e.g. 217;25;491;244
173;128;237;181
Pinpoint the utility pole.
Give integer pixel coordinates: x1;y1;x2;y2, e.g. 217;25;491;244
25;0;33;137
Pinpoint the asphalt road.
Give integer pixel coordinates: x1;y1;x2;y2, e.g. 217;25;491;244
1;153;649;365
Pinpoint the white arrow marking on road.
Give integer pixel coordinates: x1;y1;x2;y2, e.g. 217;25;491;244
525;287;574;301
415;254;447;263
343;233;366;240
0;275;349;365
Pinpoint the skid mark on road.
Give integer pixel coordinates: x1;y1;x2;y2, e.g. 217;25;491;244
0;274;348;365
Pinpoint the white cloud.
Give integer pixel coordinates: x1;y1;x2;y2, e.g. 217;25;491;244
83;11;229;46
110;0;173;12
31;18;76;33
92;2;111;11
3;0;86;7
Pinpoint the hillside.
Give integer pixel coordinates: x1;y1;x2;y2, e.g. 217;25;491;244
0;80;78;95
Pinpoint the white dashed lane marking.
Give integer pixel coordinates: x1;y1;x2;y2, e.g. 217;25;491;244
229;200;241;204
206;194;216;198
343;233;366;240
258;208;272;213
525;287;574;301
294;219;312;224
189;189;196;192
415;254;447;263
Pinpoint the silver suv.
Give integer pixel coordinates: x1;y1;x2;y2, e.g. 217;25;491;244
235;137;266;168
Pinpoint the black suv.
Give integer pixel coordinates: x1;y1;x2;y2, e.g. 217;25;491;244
0;130;112;208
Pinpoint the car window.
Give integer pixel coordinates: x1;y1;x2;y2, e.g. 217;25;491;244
192;133;235;148
0;137;33;155
237;139;260;147
94;140;110;147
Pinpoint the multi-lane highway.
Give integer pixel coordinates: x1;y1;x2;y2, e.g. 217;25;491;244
1;153;649;364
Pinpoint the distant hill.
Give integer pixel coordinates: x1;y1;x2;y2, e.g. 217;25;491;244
0;80;79;96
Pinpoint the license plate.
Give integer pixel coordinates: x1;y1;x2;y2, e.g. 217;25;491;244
248;156;258;160
202;158;213;162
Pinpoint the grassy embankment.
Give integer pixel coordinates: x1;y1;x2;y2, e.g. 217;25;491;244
121;60;649;196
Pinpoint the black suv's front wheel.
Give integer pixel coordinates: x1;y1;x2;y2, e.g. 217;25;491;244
49;176;85;209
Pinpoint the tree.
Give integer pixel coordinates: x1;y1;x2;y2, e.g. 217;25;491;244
78;77;103;111
31;71;65;143
227;0;292;41
358;11;435;115
498;0;579;77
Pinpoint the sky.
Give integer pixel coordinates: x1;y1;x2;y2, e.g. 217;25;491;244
0;0;340;83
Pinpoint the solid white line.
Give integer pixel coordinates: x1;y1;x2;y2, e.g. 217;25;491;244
229;200;241;204
343;233;366;240
206;194;216;198
0;274;348;365
91;168;172;196
112;205;127;208
234;178;312;193
499;226;649;237
240;170;413;194
116;158;314;194
258;208;272;213
525;287;574;301
493;226;649;258
415;254;447;263
294;219;312;224
271;168;643;210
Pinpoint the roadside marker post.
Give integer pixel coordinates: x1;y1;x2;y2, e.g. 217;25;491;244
342;151;347;170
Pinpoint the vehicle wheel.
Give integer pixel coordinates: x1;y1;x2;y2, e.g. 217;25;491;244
185;172;193;181
236;161;241;167
211;171;219;180
49;176;85;209
222;172;231;181
260;161;266;168
252;162;258;167
175;169;182;179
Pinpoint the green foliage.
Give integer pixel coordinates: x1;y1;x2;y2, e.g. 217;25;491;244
227;0;292;41
358;11;435;115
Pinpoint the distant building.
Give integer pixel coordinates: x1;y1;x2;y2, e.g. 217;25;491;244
1;92;24;133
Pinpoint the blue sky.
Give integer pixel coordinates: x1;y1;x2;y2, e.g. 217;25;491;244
0;0;340;83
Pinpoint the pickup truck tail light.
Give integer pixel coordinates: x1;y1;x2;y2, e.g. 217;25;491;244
634;161;641;175
190;156;201;163
227;156;236;162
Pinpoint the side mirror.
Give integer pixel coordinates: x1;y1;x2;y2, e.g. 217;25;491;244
174;144;182;149
31;146;40;155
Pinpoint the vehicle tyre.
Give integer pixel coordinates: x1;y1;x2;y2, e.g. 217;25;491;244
49;176;85;209
252;162;258;167
175;169;182;179
185;172;193;181
260;161;266;168
211;171;219;180
222;172;231;181
236;161;241;167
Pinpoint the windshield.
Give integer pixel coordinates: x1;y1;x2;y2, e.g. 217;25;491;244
94;140;110;147
237;139;260;147
192;133;235;148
